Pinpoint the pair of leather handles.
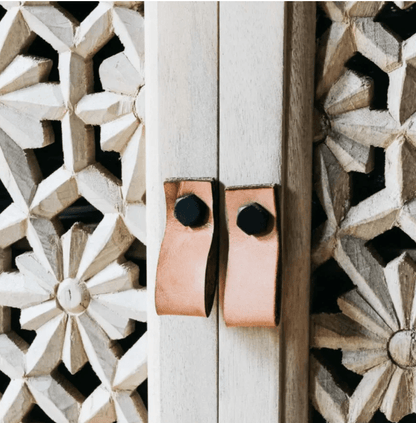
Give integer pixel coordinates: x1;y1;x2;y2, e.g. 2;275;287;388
155;179;280;327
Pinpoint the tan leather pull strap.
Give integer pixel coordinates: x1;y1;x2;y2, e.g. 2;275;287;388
155;179;218;317
224;185;280;327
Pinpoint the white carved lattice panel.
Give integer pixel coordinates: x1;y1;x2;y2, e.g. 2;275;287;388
312;2;416;423
0;2;147;422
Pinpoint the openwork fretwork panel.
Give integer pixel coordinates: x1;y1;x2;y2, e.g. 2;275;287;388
0;2;147;422
311;2;416;423
311;2;416;422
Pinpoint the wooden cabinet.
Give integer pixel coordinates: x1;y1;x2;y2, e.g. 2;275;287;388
1;2;415;422
146;3;315;422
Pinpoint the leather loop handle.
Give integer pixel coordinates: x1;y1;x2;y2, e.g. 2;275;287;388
156;179;218;317
224;185;280;327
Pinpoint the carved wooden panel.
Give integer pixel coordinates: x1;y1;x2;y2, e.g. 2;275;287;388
311;2;416;423
0;2;147;422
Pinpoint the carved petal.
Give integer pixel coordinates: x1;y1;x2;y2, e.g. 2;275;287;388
326;132;374;174
112;7;145;74
88;299;134;340
0;333;27;378
0;83;66;120
61;113;95;173
79;385;115;423
61;223;90;279
0;104;54;149
310;356;348;423
86;260;138;295
354;19;401;73
101;113;138;153
94;288;147;322
398;198;416;242
0;204;27;248
21;6;76;52
123;202;146;244
114;391;147;423
395;1;416;9
59;51;90;107
0;127;41;209
0;9;34;74
62;316;88;375
76;164;123;214
311;313;388;351
100;52;143;96
26;313;66;376
0;380;34;423
338;289;393;340
26;375;81;423
0;272;50;309
113;332;147;391
75;3;113;59
331;108;398;148
385;137;416;205
335;237;399;331
316;23;356;99
76;214;134;281
344;1;384;16
0;55;52;95
348;361;395;423
388;64;416;125
30;167;79;219
20;300;62;331
380;368;413;422
340;189;400;240
27;217;63;282
384;253;416;329
315;143;350;225
121;125;146;203
16;251;57;294
76;92;134;125
324;69;373;116
77;311;121;390
342;349;389;375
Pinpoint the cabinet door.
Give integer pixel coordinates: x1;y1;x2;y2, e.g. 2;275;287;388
147;2;315;422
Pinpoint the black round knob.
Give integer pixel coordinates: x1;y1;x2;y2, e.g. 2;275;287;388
237;202;270;235
174;194;207;227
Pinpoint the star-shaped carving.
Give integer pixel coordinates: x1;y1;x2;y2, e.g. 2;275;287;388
0;333;81;422
316;69;375;174
316;1;401;99
340;135;416;241
312;241;416;423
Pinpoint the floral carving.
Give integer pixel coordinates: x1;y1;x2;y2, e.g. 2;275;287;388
312;2;416;423
0;2;147;422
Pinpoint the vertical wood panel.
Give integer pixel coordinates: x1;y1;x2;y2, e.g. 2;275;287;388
146;3;218;422
279;3;315;422
219;2;315;422
219;3;285;422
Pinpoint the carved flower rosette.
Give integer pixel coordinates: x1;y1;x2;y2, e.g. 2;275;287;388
312;1;416;422
0;2;147;422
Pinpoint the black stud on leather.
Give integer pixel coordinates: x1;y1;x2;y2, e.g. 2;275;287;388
174;194;207;227
237;202;270;235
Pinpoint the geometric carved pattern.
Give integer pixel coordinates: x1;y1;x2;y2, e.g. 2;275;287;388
312;2;416;423
0;2;146;422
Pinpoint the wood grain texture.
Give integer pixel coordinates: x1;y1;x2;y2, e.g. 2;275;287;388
279;3;315;423
146;2;218;422
219;2;306;422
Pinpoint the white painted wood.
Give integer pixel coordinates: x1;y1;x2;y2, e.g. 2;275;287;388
146;2;218;422
219;3;283;421
220;3;314;422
